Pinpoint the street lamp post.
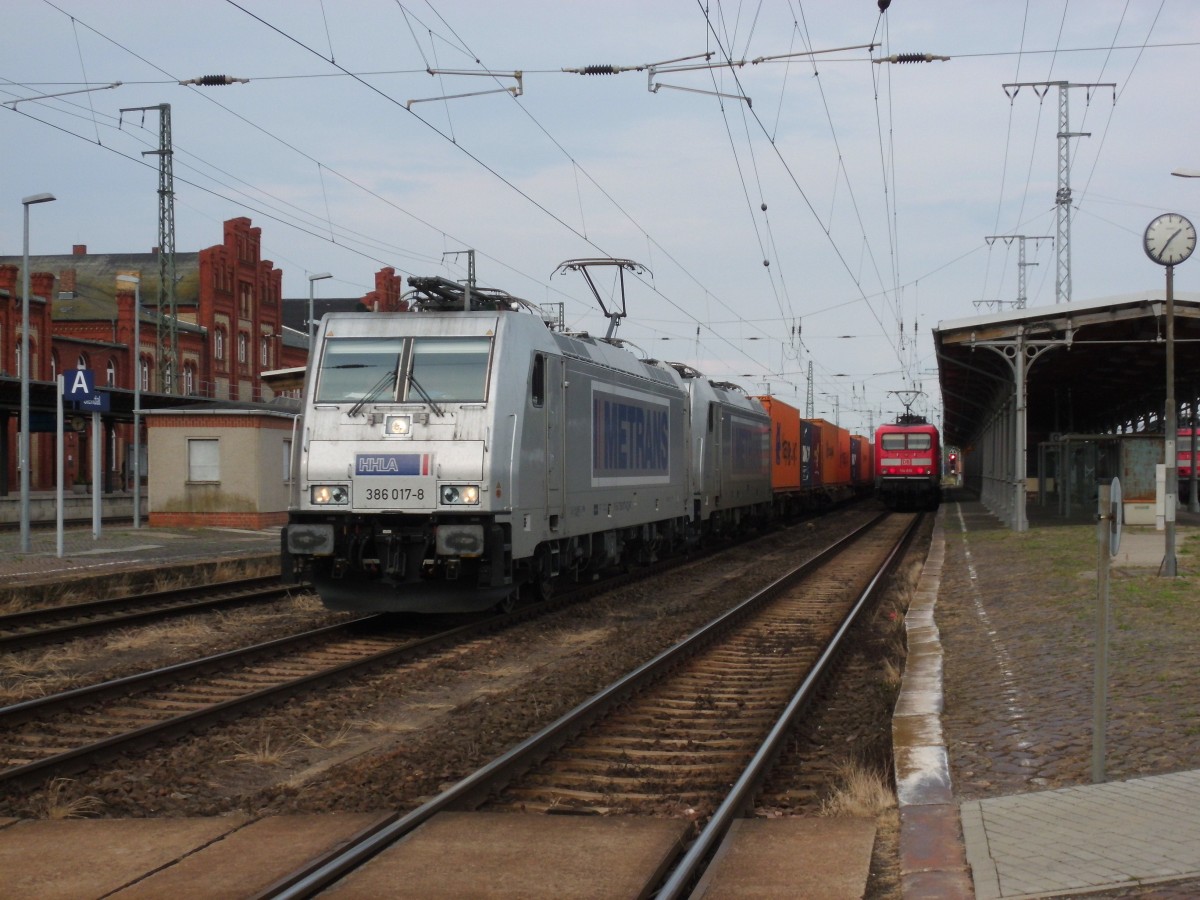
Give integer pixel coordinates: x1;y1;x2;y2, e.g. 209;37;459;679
19;192;56;554
307;272;332;347
118;275;143;529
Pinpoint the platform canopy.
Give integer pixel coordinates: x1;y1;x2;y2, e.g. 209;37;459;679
935;290;1200;451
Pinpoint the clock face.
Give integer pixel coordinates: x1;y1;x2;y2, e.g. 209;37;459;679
1144;213;1197;266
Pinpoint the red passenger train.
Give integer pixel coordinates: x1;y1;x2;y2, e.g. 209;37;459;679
874;413;941;510
1179;427;1198;501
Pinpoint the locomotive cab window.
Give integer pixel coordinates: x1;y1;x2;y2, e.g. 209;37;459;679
315;336;492;405
315;338;403;403
882;433;930;451
409;337;491;401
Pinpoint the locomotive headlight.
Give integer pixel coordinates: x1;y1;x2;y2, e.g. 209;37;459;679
384;415;411;436
440;484;481;505
311;484;349;505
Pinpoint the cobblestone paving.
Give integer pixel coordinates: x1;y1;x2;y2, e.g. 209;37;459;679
938;499;1200;897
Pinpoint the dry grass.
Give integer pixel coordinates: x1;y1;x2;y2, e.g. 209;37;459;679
881;657;904;692
297;724;355;750
104;617;213;651
820;760;896;817
286;594;327;614
42;778;103;819
0;670;84;705
0;645;89;702
354;717;411;735
226;735;299;766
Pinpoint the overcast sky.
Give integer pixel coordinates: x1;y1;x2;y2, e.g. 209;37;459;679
4;1;1200;435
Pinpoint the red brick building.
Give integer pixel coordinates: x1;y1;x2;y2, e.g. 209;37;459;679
1;216;406;494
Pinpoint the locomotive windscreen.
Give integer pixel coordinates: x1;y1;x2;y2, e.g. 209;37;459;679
881;432;932;450
316;338;402;403
410;337;491;401
315;336;492;404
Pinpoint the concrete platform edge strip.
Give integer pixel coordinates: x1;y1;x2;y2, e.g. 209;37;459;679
892;507;974;894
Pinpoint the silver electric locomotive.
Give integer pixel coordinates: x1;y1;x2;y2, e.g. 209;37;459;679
283;277;769;613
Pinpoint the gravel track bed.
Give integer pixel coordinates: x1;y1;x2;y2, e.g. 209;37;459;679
5;508;884;817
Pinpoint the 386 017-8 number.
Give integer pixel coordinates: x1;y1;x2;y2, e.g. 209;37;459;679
364;487;424;502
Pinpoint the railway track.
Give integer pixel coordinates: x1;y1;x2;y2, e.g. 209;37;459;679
0;613;498;792
260;510;921;898
0;519;784;794
0;575;302;652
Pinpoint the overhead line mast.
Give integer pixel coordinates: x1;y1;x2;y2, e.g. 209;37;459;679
983;234;1054;310
120;103;178;393
1001;82;1115;305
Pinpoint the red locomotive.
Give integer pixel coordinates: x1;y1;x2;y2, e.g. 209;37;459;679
874;412;941;510
1179;427;1198;501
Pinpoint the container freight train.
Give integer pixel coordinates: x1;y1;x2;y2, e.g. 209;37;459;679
282;276;870;613
874;413;942;510
755;397;872;516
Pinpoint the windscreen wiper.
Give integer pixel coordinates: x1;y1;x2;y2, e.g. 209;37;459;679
408;374;445;417
348;370;397;417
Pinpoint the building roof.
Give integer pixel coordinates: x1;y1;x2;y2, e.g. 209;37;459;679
0;251;202;323
935;290;1200;449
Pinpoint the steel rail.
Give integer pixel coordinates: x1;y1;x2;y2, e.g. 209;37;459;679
0;609;532;790
0;576;299;652
0;529;748;790
656;511;922;898
258;512;892;900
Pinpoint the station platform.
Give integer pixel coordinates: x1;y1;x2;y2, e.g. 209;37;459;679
895;494;1200;898
0;518;281;589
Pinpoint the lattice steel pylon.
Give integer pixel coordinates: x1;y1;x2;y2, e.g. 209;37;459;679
121;103;178;392
805;360;814;419
1002;81;1114;305
985;234;1053;309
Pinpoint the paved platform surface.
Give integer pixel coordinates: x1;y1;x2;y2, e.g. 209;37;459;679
962;770;1200;899
0;519;281;586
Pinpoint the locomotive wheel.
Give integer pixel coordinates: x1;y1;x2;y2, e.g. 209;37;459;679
534;546;555;600
494;592;516;614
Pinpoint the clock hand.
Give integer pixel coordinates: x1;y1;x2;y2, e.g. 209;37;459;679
1161;228;1182;253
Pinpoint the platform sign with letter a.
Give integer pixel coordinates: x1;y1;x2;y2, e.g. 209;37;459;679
63;368;110;412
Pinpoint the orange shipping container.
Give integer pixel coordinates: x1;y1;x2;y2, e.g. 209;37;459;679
851;434;873;484
809;418;852;487
756;396;802;491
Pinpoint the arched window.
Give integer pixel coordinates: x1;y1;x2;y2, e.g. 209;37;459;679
106;359;116;387
139;357;150;392
260;337;269;367
76;353;89;370
214;328;225;361
237;333;247;364
183;363;195;395
50;351;59;383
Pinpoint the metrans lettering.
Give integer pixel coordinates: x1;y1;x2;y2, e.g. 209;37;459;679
593;393;670;478
355;453;431;476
